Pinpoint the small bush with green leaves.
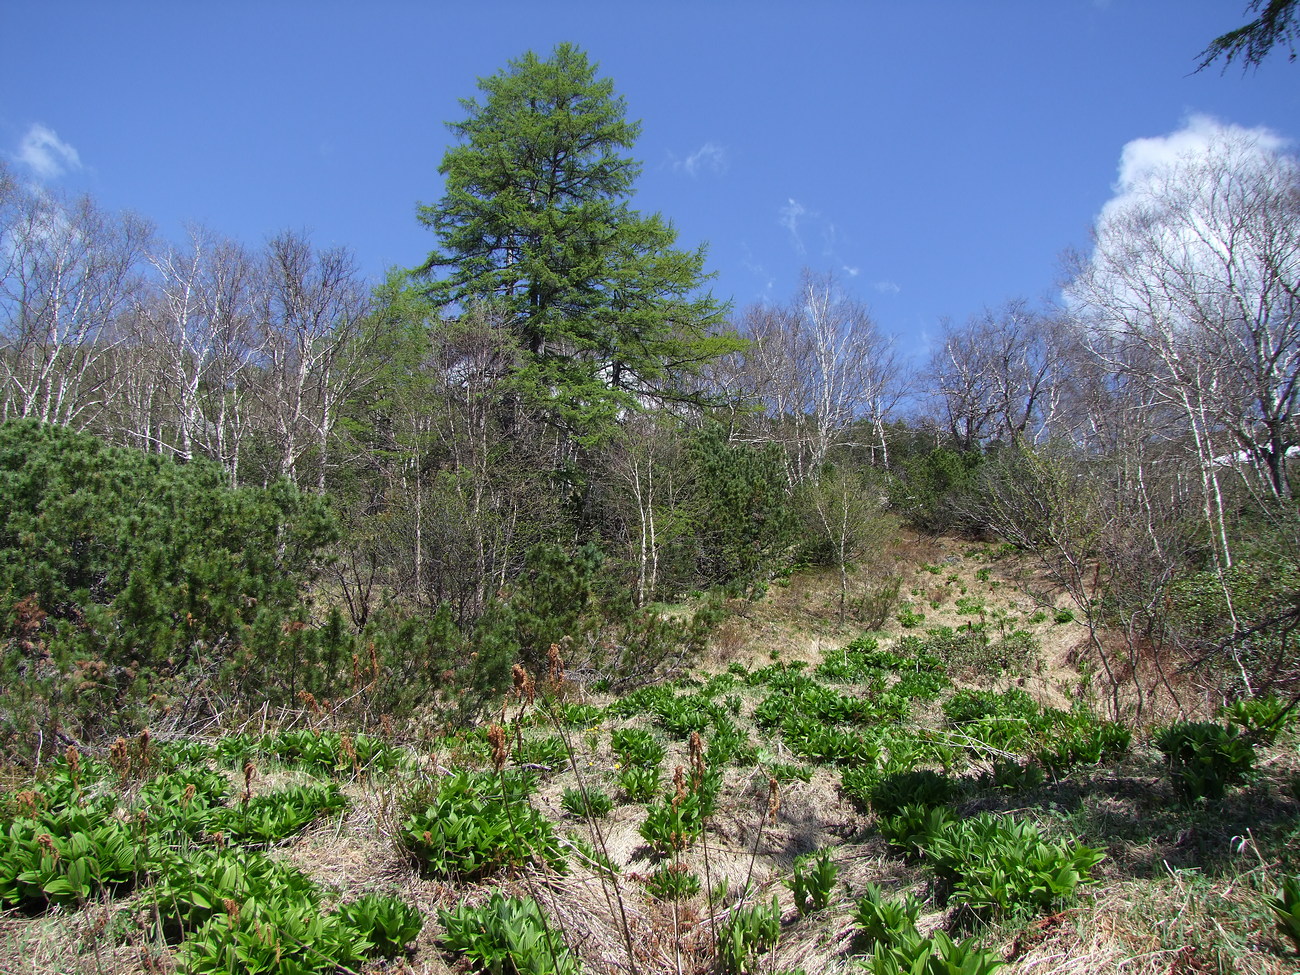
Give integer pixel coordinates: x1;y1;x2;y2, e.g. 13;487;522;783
180;890;419;975
172;859;415;975
149;738;215;770
610;728;666;767
220;782;348;846
1053;607;1075;624
718;896;781;974
922;812;1104;920
1153;721;1256;802
439;891;581;975
1267;875;1300;953
878;730;962;776
549;702;605;727
181;898;369;975
789;849;838;915
1035;718;1131;776
863;769;958;818
744;660;811;690
943;687;1041;729
214;733;256;769
756;682;879;728
257;729;406;777
764;761;813;783
144;792;226;845
700;671;740;697
897;605;926;629
877;804;956;857
142;767;230;813
852;883;923;949
399;770;565;879
981;759;1045;793
691;766;724;817
1219;695;1296;745
148;849;320;942
606;684;677;719
707;719;759;766
0;810;143;909
336;892;423;958
861;929;1005;975
513;734;569;770
782;717;883;767
889;668;951;701
618;765;661;802
942;689;1127;775
656;698;721;739
640;792;704;855
644;862;701;901
560;786;613;819
817;637;922;685
11;755;118;818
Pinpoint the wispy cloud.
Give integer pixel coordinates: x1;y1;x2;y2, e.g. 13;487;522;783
841;265;861;278
16;124;82;181
779;198;810;254
872;279;900;295
671;141;728;177
740;243;776;296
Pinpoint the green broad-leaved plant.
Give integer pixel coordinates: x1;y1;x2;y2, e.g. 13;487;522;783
439;891;581;975
1154;721;1257;802
789;849;838;915
1268;875;1300;953
399;770;565;879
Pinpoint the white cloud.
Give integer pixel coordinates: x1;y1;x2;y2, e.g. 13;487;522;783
1069;115;1296;324
841;265;861;278
672;141;728;177
16;124;83;181
1103;114;1288;223
779;198;809;254
872;279;900;295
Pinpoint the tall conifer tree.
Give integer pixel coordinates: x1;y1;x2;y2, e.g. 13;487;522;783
414;43;737;443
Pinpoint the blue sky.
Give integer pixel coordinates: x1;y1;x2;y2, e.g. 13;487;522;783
3;2;1298;364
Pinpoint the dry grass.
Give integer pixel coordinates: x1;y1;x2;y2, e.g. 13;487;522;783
3;534;1300;975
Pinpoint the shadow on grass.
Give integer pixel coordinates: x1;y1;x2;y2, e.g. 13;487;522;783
970;758;1300;881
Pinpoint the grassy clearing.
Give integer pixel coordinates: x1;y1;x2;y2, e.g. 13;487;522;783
2;542;1298;974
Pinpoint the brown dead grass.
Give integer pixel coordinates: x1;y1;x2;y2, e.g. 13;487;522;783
4;531;1299;975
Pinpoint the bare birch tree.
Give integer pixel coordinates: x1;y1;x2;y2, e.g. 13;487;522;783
738;269;901;481
926;300;1066;451
1066;125;1300;571
0;179;150;429
140;226;260;477
255;231;371;490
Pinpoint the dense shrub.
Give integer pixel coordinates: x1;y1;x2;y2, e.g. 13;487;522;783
687;426;796;597
1154;721;1257;802
895;446;985;535
0;420;337;758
